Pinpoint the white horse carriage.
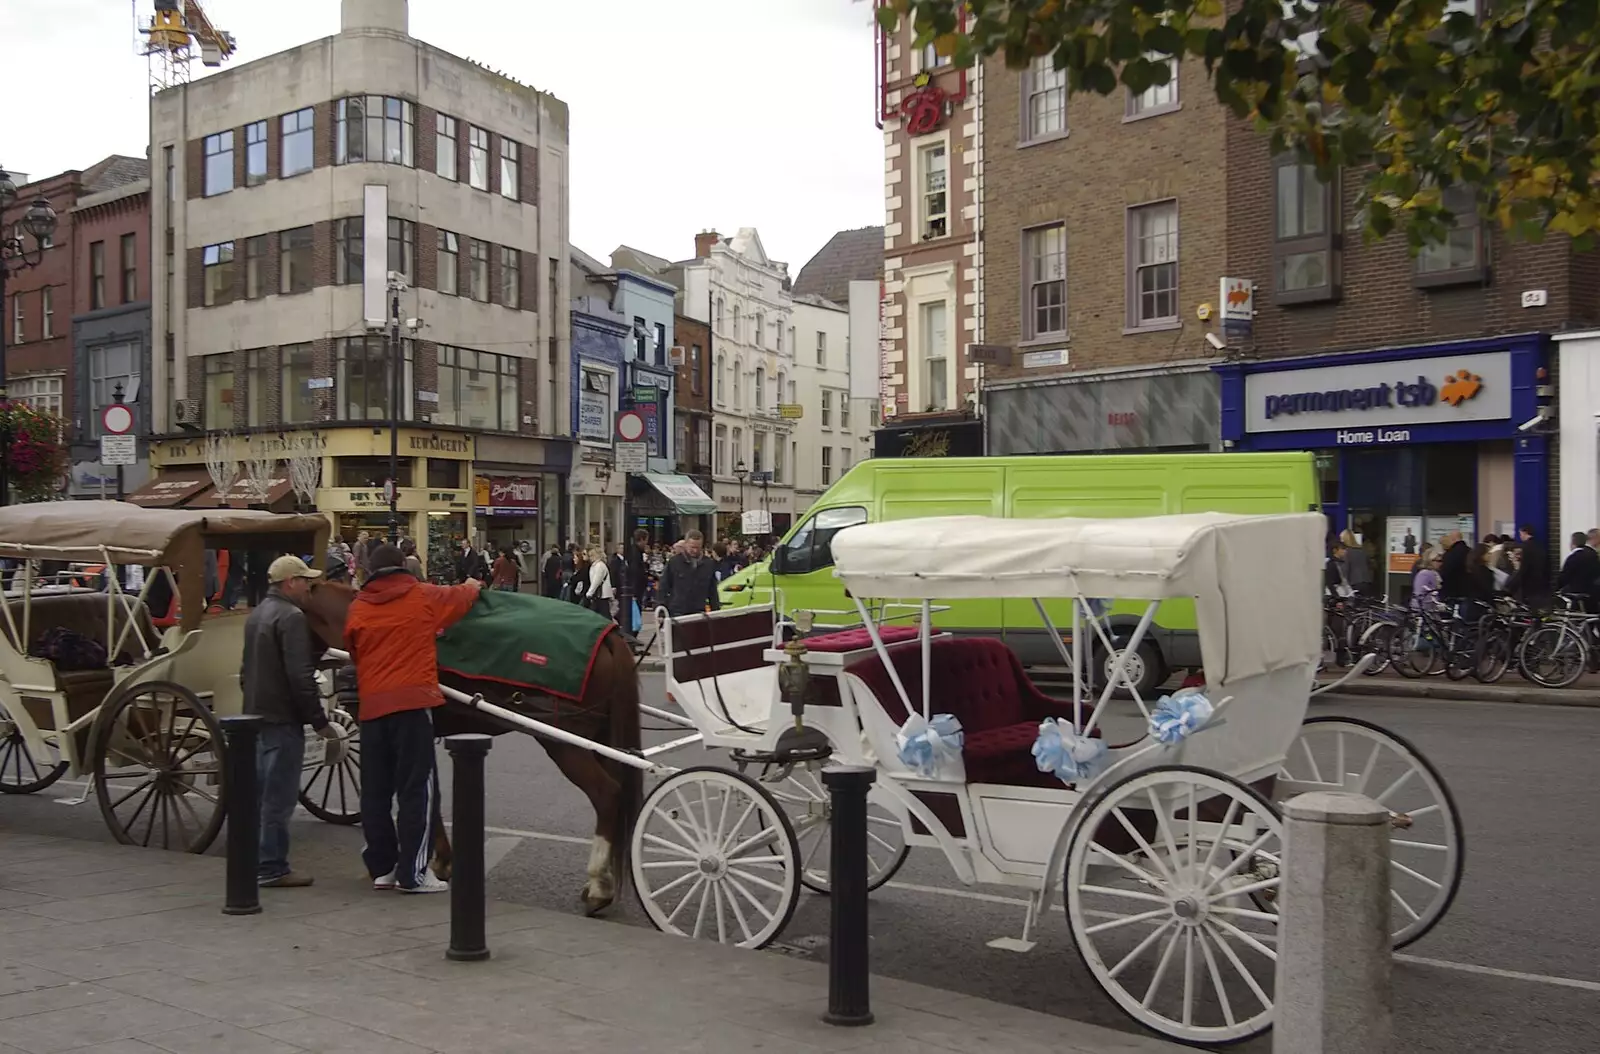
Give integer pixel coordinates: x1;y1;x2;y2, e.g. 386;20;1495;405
641;512;1463;1045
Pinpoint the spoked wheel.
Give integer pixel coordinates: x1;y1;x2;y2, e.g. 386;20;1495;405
1274;716;1464;949
757;765;909;895
1065;765;1283;1047
93;681;226;854
298;708;361;824
631;766;802;949
1357;621;1401;676
1474;627;1512;684
1518;623;1586;688
0;715;68;794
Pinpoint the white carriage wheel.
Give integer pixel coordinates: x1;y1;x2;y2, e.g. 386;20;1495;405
298;707;362;825
0;713;68;794
1065;765;1283;1047
762;766;909;895
631;766;802;949
1275;716;1464;949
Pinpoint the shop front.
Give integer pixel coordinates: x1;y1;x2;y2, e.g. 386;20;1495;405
473;433;572;560
714;481;794;542
985;365;1221;455
1217;336;1549;599
630;472;716;542
873;413;984;458
569;449;624;553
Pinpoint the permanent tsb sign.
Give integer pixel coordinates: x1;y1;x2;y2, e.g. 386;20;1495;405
1243;350;1512;441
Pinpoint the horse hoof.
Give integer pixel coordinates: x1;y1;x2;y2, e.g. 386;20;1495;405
581;892;614;917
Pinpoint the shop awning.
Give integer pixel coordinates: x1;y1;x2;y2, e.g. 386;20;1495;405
214;476;295;509
641;473;717;516
124;469;214;508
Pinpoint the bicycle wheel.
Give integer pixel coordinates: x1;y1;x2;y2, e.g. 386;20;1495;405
1518;623;1586;689
1357;620;1398;676
1444;622;1477;681
1474;623;1512;684
1401;617;1445;678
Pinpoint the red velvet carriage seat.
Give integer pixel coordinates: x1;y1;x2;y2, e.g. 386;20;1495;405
802;624;921;652
844;637;1095;788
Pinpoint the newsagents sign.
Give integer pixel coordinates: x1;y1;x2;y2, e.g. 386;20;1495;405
1244;350;1511;435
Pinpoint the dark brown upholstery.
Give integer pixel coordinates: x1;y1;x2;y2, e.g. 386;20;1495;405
1;593;163;726
845;637;1093;787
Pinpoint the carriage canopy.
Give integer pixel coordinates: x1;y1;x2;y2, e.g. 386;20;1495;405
829;512;1326;687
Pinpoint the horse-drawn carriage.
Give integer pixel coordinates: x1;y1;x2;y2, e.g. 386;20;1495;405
642;512;1464;1045
0;502;360;850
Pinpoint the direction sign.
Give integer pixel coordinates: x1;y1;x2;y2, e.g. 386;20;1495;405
777;403;804;420
615;442;648;474
100;435;137;467
616;410;646;443
101;403;134;436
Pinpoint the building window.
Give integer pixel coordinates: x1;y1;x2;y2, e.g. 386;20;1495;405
500;246;520;308
916;41;952;72
655;322;666;366
335;218;363;285
468;238;489;301
388;218;415;283
203;241;235;306
839;447;851;474
500;138;520;199
715;297;724;331
204;130;234;196
777;370;787;411
755;366;766;410
732;427;743;469
120;233;138;303
817;330;826;365
578;364;615;442
752;431;766;474
10;294;21;344
437;230;460;295
164;145;174;206
337;336;414;421
774;434;785;484
436;346;517;431
1127;55;1179;117
281;107;314;177
920;301;949;411
243;121;267;186
841;397;851;431
244;235;267;299
690;344;702;395
336;96;414;166
244;349;268;427
280;342;317;424
90;241;106;310
633;316;648;360
821;446;833;486
1416;186;1485;286
776;323;784;354
788;377;797;403
714;423;728;475
716;354;726;404
203;354;234;428
918;141;948;240
468;126;490;190
821;389;832;428
88;343;138;438
732;358;743;409
1128;201;1179;327
435;114;458;180
1025;56;1067;141
279;226;313;295
1025;223;1067;340
40;287;53;338
755;313;765;348
12;374;62;417
1274;160;1336;302
731;305;740;342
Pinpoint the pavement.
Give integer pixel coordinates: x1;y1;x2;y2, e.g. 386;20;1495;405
0;834;1186;1054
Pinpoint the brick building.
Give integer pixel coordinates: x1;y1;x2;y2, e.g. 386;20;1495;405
672;310;715;535
145;0;572;565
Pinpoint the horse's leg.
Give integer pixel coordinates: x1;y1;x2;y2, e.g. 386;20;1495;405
429;778;453;882
538;737;622;915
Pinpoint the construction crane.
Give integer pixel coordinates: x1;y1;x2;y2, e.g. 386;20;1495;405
138;0;237;93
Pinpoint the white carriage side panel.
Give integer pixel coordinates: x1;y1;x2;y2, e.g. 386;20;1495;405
842;671;967;782
969;784;1079;878
668;665;777;749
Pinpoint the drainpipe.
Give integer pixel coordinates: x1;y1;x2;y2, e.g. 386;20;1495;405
972;60;987;455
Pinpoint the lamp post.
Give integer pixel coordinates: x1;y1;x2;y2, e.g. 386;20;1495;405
0;169;60;508
112;382;126;502
734;460;748;537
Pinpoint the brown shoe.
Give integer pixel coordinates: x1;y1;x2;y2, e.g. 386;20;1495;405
258;871;315;888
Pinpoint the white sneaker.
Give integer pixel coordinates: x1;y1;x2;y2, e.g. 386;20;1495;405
398;872;449;894
372;870;397;891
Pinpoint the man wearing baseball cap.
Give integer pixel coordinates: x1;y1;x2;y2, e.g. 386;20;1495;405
241;554;338;888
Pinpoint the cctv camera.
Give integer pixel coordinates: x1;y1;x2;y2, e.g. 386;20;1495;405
1204;332;1226;351
405;318;422;330
1518;409;1552;432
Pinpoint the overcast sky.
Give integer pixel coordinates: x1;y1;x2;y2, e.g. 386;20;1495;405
4;0;883;272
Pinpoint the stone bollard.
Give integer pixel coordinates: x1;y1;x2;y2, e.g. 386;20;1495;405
1274;791;1392;1054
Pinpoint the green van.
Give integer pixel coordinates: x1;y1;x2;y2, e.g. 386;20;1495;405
719;452;1322;695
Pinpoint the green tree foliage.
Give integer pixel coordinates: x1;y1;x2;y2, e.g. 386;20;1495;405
876;0;1600;249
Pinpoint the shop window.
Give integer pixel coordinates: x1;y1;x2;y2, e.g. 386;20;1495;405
203;354;234;429
336;456;412;488
1274;158;1338;304
280;342;317;424
427;460;461;489
336;336;414;421
578;364;615;443
1415;186;1486;287
436;345;518;431
245;349;269;427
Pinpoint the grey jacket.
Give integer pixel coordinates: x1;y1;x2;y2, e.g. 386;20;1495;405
240;588;327;729
661;553;721;618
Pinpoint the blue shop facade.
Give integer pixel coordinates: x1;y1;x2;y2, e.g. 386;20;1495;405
1216;334;1550;588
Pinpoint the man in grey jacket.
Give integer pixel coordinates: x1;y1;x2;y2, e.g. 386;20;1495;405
241;555;336;887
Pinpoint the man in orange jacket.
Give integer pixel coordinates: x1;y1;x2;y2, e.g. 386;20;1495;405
345;544;482;893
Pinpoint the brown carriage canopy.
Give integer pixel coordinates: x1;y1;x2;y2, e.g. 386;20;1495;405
0;503;331;632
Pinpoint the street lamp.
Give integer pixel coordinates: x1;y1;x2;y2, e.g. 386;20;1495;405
734;460;748;523
0;169;60;507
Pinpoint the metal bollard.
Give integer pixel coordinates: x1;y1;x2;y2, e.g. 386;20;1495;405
220;715;264;917
1274;791;1393;1054
821;764;876;1027
445;733;493;962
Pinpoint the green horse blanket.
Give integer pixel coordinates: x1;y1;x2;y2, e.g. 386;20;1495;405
435;590;616;701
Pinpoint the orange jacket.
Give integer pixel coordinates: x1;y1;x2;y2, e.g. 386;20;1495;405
343;571;479;721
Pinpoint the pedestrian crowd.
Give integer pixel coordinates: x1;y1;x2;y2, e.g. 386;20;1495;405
1326;525;1551;614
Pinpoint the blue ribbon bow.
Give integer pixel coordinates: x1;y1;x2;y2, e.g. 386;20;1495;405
1149;690;1215;745
896;713;965;778
1032;717;1107;784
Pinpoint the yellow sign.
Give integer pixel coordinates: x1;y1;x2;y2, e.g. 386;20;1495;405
152;427;477;467
777;403;804;420
318;487;472;513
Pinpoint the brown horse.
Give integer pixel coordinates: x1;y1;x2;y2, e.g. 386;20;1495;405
302;580;643;915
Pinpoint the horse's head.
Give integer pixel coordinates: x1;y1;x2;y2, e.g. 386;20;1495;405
304;578;357;653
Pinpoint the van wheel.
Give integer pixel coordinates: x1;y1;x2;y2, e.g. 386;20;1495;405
1096;639;1168;699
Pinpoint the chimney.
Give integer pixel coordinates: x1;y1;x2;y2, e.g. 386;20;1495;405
342;0;409;34
694;230;721;259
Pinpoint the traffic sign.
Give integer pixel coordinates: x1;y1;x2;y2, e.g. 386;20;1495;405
777;403;804;419
101;403;134;435
616;410;645;443
100;435;137;467
616;442;648;474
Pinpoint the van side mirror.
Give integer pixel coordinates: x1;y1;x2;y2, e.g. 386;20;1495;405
770;547;787;574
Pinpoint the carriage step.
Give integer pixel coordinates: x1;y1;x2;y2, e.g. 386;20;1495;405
986;936;1037;953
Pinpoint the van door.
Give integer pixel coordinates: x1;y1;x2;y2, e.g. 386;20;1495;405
878;463;1005;634
769;506;869;624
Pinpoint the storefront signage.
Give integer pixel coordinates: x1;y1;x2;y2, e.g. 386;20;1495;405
320;487;471;512
473;475;539;516
1245;351;1510;433
408;433;472;455
987;371;1218;455
152;427;475;467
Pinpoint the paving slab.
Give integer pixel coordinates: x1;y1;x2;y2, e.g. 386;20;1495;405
0;834;1186;1054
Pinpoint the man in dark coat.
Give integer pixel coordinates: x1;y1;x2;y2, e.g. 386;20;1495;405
455;539;488;584
1437;532;1474;601
661;529;720;618
1514;525;1550;605
1558;529;1600;608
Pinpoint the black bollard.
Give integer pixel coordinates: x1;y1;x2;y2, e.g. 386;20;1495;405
220;715;264;916
445;733;493;962
822;764;876;1027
